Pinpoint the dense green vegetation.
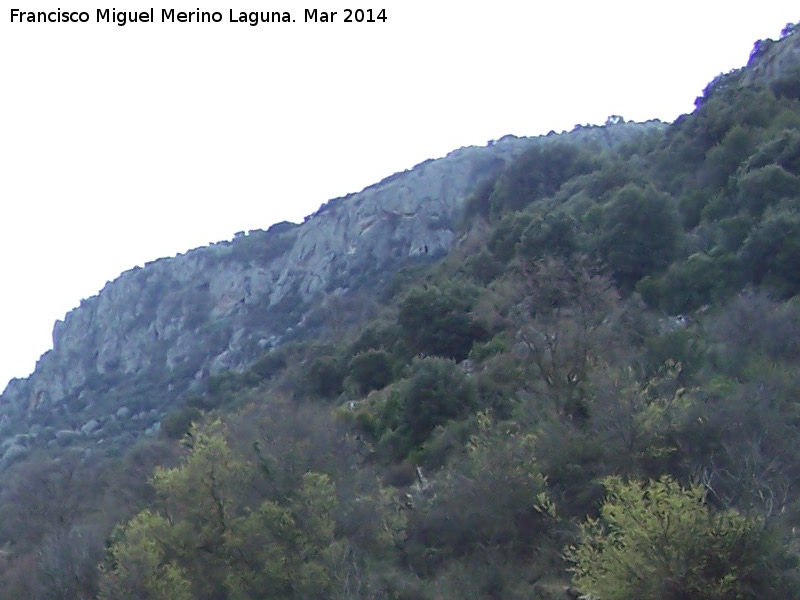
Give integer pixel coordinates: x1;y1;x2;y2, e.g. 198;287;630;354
2;26;800;599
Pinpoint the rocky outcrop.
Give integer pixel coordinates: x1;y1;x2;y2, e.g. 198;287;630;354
700;25;800;103
743;24;800;89
0;123;661;456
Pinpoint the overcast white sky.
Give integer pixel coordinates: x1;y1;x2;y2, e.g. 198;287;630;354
1;2;797;390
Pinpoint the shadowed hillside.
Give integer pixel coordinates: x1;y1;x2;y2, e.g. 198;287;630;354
1;23;799;600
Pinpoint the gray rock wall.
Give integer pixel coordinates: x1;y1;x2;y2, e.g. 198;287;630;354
0;122;661;454
0;137;534;418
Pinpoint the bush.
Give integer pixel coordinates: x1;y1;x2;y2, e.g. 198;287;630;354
739;209;800;296
348;350;394;395
568;476;800;600
399;357;477;447
596;184;682;290
487;211;535;263
161;407;202;440
305;355;345;399
735;164;800;216
517;213;577;260
249;350;287;380
488;143;597;218
397;284;488;361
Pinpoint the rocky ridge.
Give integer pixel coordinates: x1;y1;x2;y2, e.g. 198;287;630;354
744;22;800;88
0;122;661;463
699;23;800;103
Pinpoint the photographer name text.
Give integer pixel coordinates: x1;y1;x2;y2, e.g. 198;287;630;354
10;8;387;27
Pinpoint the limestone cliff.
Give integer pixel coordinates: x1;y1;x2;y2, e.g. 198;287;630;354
700;24;800;103
743;23;800;89
0;123;659;461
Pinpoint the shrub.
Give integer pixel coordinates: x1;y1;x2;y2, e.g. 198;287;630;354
348;350;394;395
399;357;477;447
568;475;799;600
397;284;488;361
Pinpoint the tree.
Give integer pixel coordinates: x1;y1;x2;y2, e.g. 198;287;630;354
100;421;246;599
151;421;247;555
98;511;192;600
98;417;368;600
305;354;345;398
488;142;597;218
514;257;618;407
36;522;107;600
487;211;535;263
588;362;692;478
735;164;800;216
224;472;341;600
408;415;555;560
771;63;800;100
596;184;682;290
348;350;393;395
397;283;488;361
637;252;742;313
517;212;577;260
739;209;800;296
0;453;108;550
402;357;477;445
568;476;799;600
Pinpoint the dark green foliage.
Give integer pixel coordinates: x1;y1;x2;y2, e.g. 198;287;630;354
573;158;643;199
468;334;508;362
637;253;741;313
249;349;288;380
644;327;705;381
677;188;711;228
704;87;775;144
699;125;759;192
305;354;346;398
348;350;394;394
460;176;498;224
735;164;800;216
397;283;488;360
657;85;777;193
707;290;800;370
198;368;267;412
771;63;800;99
463;248;504;284
399;357;477;447
596;183;682;289
380;260;439;302
487;211;535;263
717;213;756;252
535;421;607;518
406;423;557;570
412;417;478;470
517;213;578;260
745;129;800;175
161;407;202;440
739;209;800;295
474;366;516;419
488;143;598;218
349;321;403;355
205;370;256;399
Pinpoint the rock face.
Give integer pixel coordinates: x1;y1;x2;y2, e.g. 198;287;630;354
0;123;660;457
700;25;800;102
743;24;800;89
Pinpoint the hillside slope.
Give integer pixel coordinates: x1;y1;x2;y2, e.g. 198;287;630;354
1;24;800;600
0;122;657;463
